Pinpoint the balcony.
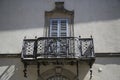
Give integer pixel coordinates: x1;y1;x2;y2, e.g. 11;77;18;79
21;37;95;61
21;37;95;77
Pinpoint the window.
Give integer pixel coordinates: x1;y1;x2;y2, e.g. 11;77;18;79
45;2;74;37
50;19;68;37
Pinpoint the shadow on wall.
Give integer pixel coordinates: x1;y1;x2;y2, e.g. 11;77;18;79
0;0;120;31
0;65;15;80
0;58;37;80
95;57;120;65
74;0;120;23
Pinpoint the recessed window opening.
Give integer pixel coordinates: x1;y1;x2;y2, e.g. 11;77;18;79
50;19;68;37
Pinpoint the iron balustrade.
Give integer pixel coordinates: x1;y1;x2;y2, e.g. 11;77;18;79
21;37;95;60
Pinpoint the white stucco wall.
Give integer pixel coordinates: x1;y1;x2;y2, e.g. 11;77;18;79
0;0;120;53
84;57;120;80
0;57;120;80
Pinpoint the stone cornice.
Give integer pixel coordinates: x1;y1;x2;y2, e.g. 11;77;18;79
0;53;120;58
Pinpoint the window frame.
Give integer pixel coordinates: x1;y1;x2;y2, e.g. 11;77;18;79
49;18;69;37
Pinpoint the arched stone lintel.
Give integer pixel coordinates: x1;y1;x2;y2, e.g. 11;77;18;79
40;67;76;80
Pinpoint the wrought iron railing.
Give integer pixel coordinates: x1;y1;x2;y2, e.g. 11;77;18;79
21;37;95;60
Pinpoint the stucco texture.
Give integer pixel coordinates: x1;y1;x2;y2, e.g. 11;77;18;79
0;0;120;53
0;57;120;80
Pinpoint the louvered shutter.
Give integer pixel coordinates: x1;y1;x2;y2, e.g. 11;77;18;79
60;19;68;37
50;19;68;37
50;20;58;37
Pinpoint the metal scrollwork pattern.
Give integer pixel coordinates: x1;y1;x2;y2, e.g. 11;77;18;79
36;38;74;57
22;40;35;58
81;40;94;57
21;37;95;59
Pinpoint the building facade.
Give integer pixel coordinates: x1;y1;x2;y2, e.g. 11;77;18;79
0;0;120;80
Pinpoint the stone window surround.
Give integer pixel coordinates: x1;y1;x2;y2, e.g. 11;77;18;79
44;2;74;37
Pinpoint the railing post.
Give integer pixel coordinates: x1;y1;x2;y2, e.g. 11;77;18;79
22;36;26;58
91;38;94;57
91;36;95;57
34;40;37;59
79;36;83;57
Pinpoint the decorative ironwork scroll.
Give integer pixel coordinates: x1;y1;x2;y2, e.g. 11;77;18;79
21;37;95;59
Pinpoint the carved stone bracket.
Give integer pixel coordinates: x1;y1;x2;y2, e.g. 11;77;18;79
23;63;27;77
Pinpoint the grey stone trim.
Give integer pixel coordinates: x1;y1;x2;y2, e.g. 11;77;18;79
0;53;120;58
96;53;120;57
0;54;20;58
